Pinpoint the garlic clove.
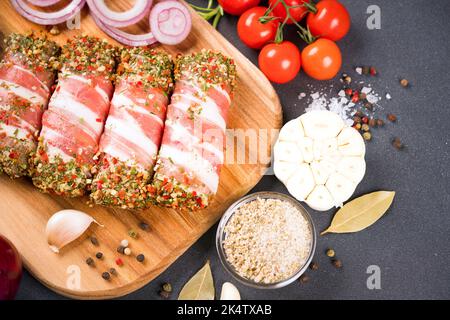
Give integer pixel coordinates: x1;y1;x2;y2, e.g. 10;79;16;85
46;209;103;253
220;282;241;300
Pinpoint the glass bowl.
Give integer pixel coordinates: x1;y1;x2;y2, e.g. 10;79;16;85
216;191;317;289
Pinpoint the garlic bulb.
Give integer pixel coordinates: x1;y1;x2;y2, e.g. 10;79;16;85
46;210;102;253
220;282;241;300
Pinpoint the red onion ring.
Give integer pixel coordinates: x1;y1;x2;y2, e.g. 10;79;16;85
149;0;191;45
11;0;86;25
27;0;61;7
87;0;152;28
92;15;157;47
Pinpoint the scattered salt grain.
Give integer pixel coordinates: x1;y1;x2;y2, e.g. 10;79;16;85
355;67;363;75
386;93;392;100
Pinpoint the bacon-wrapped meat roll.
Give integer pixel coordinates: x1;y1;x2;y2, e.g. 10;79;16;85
0;33;59;178
90;47;173;209
32;36;116;197
150;50;236;210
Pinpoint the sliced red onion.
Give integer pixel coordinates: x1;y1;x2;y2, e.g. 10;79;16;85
87;0;152;28
11;0;86;25
149;0;192;45
92;15;157;47
27;0;61;7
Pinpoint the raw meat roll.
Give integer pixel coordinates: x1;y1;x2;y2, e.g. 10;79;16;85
32;36;116;197
150;50;236;210
90;47;173;209
0;33;59;178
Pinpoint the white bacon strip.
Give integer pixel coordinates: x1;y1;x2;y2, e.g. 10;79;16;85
159;144;219;193
0;79;46;105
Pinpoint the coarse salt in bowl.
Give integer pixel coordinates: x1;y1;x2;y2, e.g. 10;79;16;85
216;191;317;289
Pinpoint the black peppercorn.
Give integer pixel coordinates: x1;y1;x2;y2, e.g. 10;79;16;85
332;259;343;269
90;236;99;246
86;257;94;267
102;272;111;281
136;254;145;262
95;252;103;260
309;261;319;271
299;275;310;284
138;222;150;231
117;246;125;254
109;268;117;276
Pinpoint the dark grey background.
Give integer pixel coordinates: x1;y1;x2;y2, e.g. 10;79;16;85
15;0;450;300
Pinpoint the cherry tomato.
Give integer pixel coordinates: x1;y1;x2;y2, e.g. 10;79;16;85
268;0;308;24
301;38;342;80
258;41;301;84
237;7;279;49
218;0;260;16
306;0;351;41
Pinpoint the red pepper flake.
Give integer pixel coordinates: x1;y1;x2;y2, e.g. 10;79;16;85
370;67;377;76
115;258;124;266
192;191;197;197
112;157;118;164
351;92;360;103
8;151;18;159
362;117;369;124
96;118;102;123
345;88;353;96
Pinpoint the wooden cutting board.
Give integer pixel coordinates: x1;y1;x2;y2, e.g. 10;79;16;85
0;0;282;299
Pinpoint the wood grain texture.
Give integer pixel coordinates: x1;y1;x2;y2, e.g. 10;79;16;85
0;0;282;299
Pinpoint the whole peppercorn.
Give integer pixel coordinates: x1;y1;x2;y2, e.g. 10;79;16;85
362;66;370;75
361;124;370;132
115;258;124;266
299;275;310;284
332;259;343;269
90;236;99;246
109;268;117;276
326;249;335;258
376;119;385;127
362;116;369;124
353;116;362;124
120;239;129;248
309;261;319;271
124;247;132;256
162;283;172;293
392;137;404;150
354;110;364;118
364;102;373;111
344;75;352;84
95;252;103;260
138;222;150;231
102;272;111;281
368;118;377;127
136;254;145;263
86;257;94;267
353;123;362;130
387;114;397;122
400;78;409;87
363;132;372;141
117;246;125;254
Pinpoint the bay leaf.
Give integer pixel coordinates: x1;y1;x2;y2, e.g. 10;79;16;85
321;191;395;235
178;261;215;300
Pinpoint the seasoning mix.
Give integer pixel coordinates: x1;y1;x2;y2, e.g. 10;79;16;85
222;197;313;284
